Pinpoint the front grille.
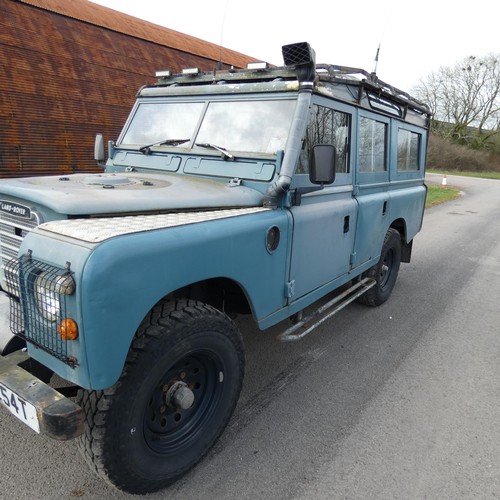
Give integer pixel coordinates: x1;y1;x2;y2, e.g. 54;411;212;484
0;209;40;294
6;256;75;367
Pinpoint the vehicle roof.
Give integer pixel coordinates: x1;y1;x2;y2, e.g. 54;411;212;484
139;65;431;128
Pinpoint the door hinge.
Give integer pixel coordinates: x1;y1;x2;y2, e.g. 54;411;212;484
286;280;296;298
350;252;357;266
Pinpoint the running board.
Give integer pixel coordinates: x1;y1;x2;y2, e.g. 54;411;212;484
277;278;376;342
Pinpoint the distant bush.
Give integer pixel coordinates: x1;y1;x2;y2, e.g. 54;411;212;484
427;134;500;172
486;130;500;155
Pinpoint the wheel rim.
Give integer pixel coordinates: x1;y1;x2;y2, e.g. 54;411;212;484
143;351;223;455
379;248;394;289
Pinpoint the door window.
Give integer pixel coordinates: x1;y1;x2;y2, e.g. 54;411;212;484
297;105;350;175
358;117;387;172
397;129;421;171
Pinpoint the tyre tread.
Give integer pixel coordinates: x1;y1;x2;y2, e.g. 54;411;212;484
357;228;402;307
76;299;243;493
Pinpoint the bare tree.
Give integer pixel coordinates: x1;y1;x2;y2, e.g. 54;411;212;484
414;54;500;148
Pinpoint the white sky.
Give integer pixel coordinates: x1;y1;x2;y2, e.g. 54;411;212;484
91;0;499;92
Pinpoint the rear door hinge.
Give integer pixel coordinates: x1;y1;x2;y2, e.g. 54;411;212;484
286;280;296;298
350;252;357;266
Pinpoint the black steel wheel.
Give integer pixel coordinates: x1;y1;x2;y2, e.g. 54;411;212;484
144;348;226;455
358;228;402;307
77;300;244;494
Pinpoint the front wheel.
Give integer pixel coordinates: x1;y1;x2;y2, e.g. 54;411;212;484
358;228;402;307
77;300;244;494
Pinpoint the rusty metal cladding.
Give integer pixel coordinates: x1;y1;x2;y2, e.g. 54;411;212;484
0;0;258;178
16;0;255;68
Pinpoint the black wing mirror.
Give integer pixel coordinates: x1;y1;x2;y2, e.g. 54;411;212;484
309;144;336;185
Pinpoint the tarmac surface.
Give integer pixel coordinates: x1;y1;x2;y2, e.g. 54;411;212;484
1;173;499;499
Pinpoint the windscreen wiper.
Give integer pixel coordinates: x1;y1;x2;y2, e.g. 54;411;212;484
195;142;235;161
139;138;190;155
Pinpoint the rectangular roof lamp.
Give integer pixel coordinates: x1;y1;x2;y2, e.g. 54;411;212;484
182;67;200;76
247;62;269;70
155;70;171;78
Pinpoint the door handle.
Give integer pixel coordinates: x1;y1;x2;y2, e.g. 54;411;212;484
343;215;350;233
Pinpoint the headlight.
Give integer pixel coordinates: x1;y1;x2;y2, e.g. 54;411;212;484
34;271;75;322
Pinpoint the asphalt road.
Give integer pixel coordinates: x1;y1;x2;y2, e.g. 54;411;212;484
1;173;499;499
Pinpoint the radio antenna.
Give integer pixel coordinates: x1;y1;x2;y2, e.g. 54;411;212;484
371;0;395;77
217;0;230;70
372;43;381;75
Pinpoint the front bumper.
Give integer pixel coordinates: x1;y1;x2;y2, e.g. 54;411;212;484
0;350;84;440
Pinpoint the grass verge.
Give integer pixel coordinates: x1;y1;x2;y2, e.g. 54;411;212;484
426;184;461;208
428;170;500;180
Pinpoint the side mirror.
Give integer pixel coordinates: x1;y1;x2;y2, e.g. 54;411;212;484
309;144;336;185
94;133;105;163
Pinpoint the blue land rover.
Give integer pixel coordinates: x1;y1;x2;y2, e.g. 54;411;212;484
0;43;431;493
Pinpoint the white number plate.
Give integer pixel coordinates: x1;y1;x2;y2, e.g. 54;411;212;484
0;382;40;433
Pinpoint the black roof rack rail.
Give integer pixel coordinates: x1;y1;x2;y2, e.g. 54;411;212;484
315;64;431;115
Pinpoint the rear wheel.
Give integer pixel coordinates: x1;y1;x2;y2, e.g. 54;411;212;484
358;228;402;307
77;300;244;494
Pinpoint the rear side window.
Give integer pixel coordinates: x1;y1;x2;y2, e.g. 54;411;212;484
397;129;421;171
358;117;387;172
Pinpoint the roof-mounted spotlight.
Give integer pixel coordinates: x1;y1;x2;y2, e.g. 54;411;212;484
182;67;200;76
247;62;269;70
155;70;171;78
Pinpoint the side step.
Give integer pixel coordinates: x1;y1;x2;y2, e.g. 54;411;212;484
277;277;376;342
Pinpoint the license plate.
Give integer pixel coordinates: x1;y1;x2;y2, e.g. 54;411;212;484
0;382;40;433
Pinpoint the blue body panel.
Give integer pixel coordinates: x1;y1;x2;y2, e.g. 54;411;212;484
289;187;357;298
19;174;425;389
69;209;289;388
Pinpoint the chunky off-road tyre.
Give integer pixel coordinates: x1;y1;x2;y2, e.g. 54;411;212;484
76;300;244;494
358;228;402;307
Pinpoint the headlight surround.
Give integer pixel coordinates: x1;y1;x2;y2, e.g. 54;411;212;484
34;271;75;322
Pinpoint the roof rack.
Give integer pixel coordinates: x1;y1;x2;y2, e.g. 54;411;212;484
149;60;431;119
315;64;431;115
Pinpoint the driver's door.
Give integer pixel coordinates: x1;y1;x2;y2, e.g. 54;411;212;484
288;101;357;301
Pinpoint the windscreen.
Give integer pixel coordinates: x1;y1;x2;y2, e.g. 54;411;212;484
121;102;204;145
120;99;297;155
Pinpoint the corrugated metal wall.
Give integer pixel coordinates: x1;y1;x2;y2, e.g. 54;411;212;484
0;0;246;179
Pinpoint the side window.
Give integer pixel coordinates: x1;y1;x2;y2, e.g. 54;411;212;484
358;117;387;172
397;129;421;171
297;105;350;175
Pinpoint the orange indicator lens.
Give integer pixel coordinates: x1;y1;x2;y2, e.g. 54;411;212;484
58;318;78;340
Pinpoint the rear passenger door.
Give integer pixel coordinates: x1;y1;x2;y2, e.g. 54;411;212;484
351;111;391;269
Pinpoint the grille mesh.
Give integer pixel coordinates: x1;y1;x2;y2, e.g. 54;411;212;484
6;257;75;367
282;42;313;67
0;209;40;293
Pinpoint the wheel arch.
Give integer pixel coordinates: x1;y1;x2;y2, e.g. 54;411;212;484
162;277;253;317
390;218;413;263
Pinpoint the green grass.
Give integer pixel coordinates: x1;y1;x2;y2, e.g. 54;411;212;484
425;184;461;208
428;169;500;180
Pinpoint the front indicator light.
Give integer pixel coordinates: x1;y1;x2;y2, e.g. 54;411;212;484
58;318;78;340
